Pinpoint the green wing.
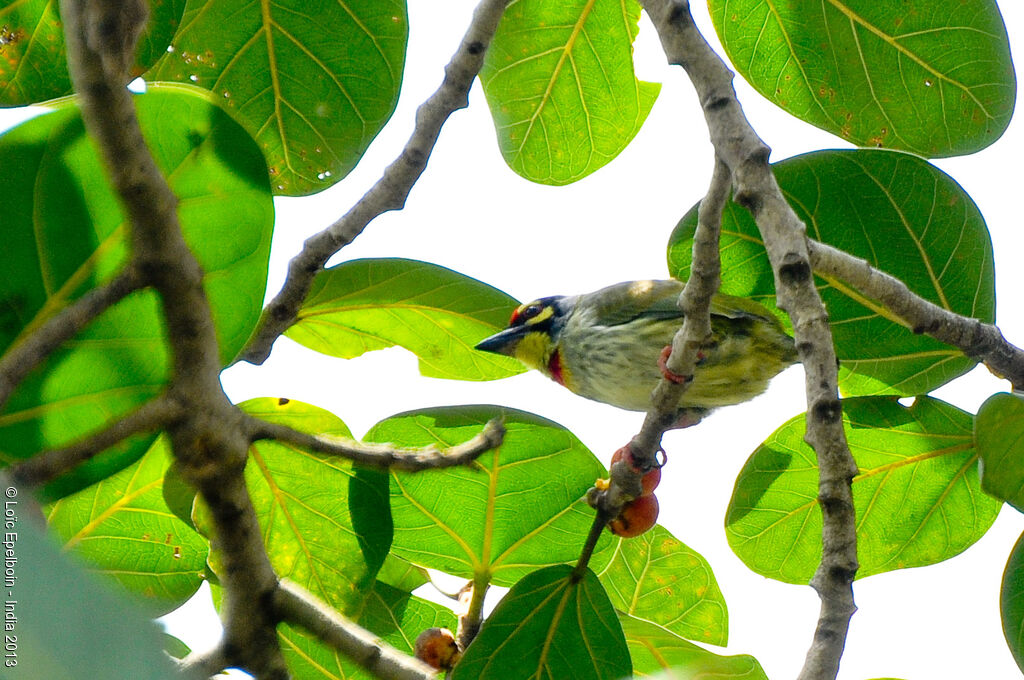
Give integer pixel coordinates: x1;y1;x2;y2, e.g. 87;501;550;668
585;279;780;327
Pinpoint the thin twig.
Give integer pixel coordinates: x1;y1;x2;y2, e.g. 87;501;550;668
241;0;514;364
246;417;505;471
808;239;1024;389
274;580;440;680
586;158;730;523
0;268;144;411
640;3;858;679
8;395;182;488
456;574;490;650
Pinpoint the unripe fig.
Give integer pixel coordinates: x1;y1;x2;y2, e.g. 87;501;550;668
608;494;659;538
414;627;461;670
610;447;661;496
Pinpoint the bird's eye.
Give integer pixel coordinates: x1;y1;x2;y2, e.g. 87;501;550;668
511;303;543;326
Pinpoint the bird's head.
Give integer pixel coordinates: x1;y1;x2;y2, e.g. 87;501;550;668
475;296;573;373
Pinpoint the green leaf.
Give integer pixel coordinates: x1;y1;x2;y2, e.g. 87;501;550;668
239;398;392;616
45;436;208;616
365;406;615;587
161;633;191;660
452;565;631;680
9;499;181;679
976;393;1024;512
726;396;1001;584
668;149;994;397
708;0;1015;157
146;0;407;196
1002;531;1024;674
375;552;430;593
620;614;767;679
597;525;727;646
479;0;660;185
0;0;186;106
279;580;456;680
0;87;273;499
285;258;525;381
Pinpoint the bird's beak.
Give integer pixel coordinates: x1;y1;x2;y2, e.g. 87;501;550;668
474;326;528;357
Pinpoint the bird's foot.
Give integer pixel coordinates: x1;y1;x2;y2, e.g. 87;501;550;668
668;408;705;430
658;346;689;384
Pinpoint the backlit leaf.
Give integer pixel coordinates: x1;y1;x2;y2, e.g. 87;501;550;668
147;0;407;195
285;258;524;381
597;525;727;646
726;396;1001;583
365;406;615;587
621;614;767;679
480;0;659;184
46;435;208;616
1001;531;1024;674
708;0;1015;157
976;392;1024;512
11;502;181;679
0;0;186;106
452;565;631;680
668;149;994;397
0;87;273;499
279;580;456;680
238;398;392;616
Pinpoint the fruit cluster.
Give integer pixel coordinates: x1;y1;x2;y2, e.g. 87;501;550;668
606;447;661;538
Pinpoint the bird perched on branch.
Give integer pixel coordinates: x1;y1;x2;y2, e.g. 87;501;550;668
475;279;797;427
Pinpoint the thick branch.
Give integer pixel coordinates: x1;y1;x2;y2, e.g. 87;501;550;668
0;268;143;411
247;416;505;471
8;396;182;488
241;0;513;364
809;240;1024;389
640;3;858;679
275;581;440;680
61;1;287;676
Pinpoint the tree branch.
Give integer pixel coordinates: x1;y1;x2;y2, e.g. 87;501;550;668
640;3;858;679
177;646;229;679
61;1;288;676
274;580;440;680
246;416;505;471
8;395;182;488
0;268;144;411
808;239;1024;390
587;158;730;524
241;0;514;365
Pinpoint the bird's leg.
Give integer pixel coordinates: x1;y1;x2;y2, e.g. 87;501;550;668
658;346;706;384
668;407;705;430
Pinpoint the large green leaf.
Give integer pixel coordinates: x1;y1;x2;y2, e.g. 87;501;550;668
620;614;767;679
597;525;727;646
726;396;1001;584
279;580;456;680
146;0;407;196
668;149;994;397
452;565;631;680
976;393;1024;512
285;258;525;381
0;0;187;106
238;398;392;617
479;0;660;185
0;86;273;499
1002;531;1024;674
45;435;208;616
365;406;614;587
708;0;1015;157
10;500;181;679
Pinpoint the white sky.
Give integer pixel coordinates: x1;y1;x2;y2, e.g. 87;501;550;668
5;1;1024;678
